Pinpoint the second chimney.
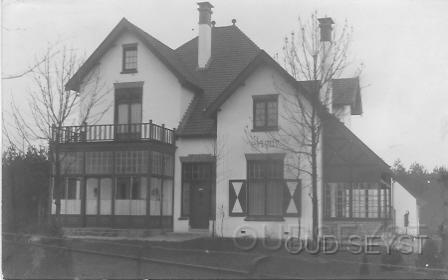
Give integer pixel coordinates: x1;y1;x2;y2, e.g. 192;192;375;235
197;2;213;69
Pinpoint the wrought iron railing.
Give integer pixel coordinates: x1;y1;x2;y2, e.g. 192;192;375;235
51;121;175;145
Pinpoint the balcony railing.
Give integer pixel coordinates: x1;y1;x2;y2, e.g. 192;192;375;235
51;121;175;145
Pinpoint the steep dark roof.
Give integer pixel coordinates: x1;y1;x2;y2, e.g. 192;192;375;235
298;77;363;116
323;116;391;182
67;18;363;138
66;18;201;93
174;25;261;136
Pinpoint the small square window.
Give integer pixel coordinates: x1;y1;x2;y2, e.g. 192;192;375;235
253;95;278;131
122;44;137;73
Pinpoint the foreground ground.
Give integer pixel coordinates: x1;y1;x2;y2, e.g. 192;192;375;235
3;235;448;279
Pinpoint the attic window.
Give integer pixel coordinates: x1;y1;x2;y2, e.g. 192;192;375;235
122;43;138;73
252;94;278;131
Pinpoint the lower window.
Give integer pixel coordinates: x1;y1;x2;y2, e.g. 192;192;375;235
247;159;284;217
115;176;147;215
51;177;81;215
325;182;391;219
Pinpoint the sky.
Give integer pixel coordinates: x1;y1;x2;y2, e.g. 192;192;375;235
2;0;448;170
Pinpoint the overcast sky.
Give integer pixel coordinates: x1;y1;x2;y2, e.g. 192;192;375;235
2;0;448;170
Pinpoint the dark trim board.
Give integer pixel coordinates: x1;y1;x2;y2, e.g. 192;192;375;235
57;140;176;153
52;215;173;229
323;217;393;222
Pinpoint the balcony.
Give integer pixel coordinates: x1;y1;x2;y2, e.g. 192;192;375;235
51;121;175;145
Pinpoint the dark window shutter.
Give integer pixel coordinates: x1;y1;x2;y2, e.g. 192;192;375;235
283;179;301;216
229;180;247;216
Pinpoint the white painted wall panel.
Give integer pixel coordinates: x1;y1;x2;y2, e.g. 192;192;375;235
79;31;195;130
392;180;419;235
215;65;323;239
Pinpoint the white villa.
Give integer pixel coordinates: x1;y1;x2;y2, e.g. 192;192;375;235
50;2;418;240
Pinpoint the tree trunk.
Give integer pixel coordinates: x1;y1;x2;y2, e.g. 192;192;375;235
311;54;319;244
51;129;62;226
311;129;319;243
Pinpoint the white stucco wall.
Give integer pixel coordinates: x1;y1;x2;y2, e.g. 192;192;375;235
78;31;195;129
392;180;419;235
173;137;216;232
215;65;323;239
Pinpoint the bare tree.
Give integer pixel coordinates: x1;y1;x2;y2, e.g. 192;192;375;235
6;45;111;224
246;12;358;243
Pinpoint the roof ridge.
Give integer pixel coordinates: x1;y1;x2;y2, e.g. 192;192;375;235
232;25;261;51
125;19;174;51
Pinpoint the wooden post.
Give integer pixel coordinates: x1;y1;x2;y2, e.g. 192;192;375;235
81;151;87;227
82;121;88;142
149;120;153;140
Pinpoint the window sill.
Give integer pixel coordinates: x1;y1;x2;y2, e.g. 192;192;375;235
121;69;138;74
323;217;392;221
244;216;284;222
251;127;279;132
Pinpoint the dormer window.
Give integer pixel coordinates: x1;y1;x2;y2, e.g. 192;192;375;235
252;94;278;131
122;43;138;73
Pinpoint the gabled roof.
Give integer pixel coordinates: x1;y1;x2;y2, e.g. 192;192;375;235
67;18;361;138
298;77;363;116
174;25;263;136
332;77;362;115
65;18;201;93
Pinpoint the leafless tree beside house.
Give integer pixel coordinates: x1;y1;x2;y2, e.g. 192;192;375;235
3;46;112;224
246;12;360;243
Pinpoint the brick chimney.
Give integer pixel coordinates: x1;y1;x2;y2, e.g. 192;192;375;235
318;17;335;114
197;2;213;69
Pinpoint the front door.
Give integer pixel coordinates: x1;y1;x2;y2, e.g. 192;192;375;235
182;162;215;229
190;182;210;229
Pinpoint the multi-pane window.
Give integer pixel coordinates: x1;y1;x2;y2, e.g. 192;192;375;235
247;159;284;217
115;176;147;215
122;44;137;72
151;152;174;177
253;95;278;131
115;87;142;139
367;188;379;218
115;150;148;174
149;177;173;216
352;184;367;218
117;176;146;200
59;152;83;174
51;177;81;215
54;177;80;200
324;182;391;219
86;151;113;174
67;178;79;199
325;183;350;218
379;184;391;218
